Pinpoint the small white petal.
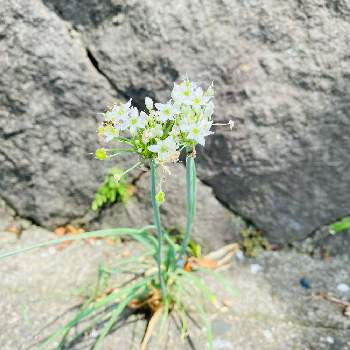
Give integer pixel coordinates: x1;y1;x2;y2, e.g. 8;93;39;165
148;144;160;153
145;97;153;110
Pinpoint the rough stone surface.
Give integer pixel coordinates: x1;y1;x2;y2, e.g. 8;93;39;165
1;211;349;349
292;225;350;258
0;0;136;228
89;164;246;252
1;0;350;244
44;0;350;243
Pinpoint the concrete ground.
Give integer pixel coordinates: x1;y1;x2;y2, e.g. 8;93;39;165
0;201;349;350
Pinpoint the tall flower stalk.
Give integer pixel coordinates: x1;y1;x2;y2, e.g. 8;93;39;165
150;159;167;298
180;153;197;260
93;79;218;300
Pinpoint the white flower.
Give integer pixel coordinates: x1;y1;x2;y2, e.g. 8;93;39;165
145;97;153;111
104;110;115;122
113;99;132;119
190;87;210;111
142;129;152;144
98;124;119;142
179;112;196;133
104;129;118;142
186;119;213;146
142;123;163;144
154;101;179;122
149;124;163;138
170;124;181;136
128;108;147;134
171;80;197;105
148;136;178;162
104;131;115;142
114;115;130;131
112;99;132;131
96;79;216;159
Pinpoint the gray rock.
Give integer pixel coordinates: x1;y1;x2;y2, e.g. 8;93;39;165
2;0;350;245
89;164;245;252
42;0;350;244
292;225;350;258
0;0;136;228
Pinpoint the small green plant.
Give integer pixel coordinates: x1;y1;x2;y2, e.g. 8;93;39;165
0;79;235;349
168;227;202;258
329;217;350;234
91;167;131;211
241;227;270;257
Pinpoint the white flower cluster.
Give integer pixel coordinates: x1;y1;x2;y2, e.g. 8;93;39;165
97;79;215;163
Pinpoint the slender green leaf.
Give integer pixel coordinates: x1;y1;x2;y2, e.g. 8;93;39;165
92;286;145;350
38;278;149;349
0;227;153;260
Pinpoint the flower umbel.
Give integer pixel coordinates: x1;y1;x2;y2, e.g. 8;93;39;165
95;79;219;177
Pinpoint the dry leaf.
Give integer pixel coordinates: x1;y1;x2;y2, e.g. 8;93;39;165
5;225;22;237
184;260;193;272
193;257;218;269
66;225;79;235
54;227;66;236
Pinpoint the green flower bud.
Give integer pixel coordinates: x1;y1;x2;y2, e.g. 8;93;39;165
155;191;165;205
95;148;107;160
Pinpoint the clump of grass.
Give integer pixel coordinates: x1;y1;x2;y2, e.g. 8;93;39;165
0;80;237;349
241;227;270;257
92;167;133;211
1;226;232;349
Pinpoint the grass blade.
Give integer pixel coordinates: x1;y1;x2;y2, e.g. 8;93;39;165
92;286;145;350
0;227;153;260
38;278;149;349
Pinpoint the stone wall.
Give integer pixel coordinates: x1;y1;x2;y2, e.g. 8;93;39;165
1;0;349;245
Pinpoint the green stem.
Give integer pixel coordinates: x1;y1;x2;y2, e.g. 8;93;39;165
180;155;197;259
150;159;167;299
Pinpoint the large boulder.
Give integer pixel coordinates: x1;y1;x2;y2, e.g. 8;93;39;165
1;0;350;244
49;0;350;244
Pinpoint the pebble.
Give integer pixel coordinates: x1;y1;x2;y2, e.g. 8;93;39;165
263;330;273;341
250;263;262;274
337;283;350;293
213;338;234;349
235;250;245;261
326;336;335;344
299;277;311;289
